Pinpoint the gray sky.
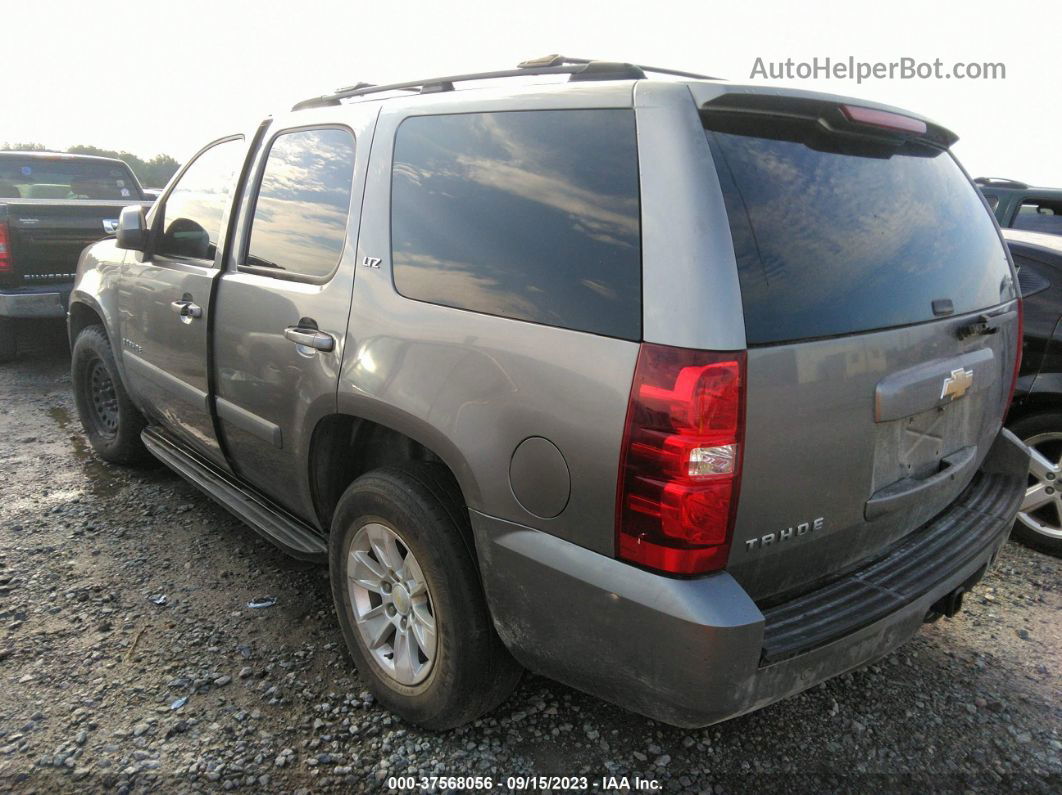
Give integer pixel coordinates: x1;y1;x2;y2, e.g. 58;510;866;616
7;0;1060;184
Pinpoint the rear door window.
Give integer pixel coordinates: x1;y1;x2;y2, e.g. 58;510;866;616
391;109;642;340
705;116;1015;345
1013;198;1062;236
243;127;356;280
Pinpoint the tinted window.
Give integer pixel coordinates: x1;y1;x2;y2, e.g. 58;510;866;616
158;138;245;261
705;119;1015;344
1013;198;1062;236
391;110;641;339
0;156;142;200
1012;255;1052;299
981;192;999;210
245;128;356;280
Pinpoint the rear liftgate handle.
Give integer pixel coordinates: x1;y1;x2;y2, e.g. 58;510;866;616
864;446;978;520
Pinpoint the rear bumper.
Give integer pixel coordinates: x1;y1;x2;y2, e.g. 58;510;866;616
472;429;1028;728
0;284;72;319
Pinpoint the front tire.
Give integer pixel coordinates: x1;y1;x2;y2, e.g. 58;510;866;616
1009;411;1062;556
71;325;153;466
329;464;522;729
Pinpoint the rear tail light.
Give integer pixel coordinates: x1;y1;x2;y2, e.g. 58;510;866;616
840;104;928;135
1006;296;1024;416
0;220;11;274
616;343;746;575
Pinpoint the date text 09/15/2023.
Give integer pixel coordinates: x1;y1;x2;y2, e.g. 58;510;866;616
386;775;663;791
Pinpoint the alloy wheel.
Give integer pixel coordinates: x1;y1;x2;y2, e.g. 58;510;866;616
1017;431;1062;542
346;522;437;686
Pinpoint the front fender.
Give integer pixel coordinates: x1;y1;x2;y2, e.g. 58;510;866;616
69;239;127;373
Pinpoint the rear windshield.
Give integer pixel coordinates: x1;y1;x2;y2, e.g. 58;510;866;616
704;116;1015;345
0;156;141;201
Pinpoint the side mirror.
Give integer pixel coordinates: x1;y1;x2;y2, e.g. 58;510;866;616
115;205;149;251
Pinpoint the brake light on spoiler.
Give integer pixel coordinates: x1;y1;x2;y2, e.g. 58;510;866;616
840;104;928;135
700;93;958;148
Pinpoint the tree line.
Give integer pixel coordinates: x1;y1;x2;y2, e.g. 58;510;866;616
2;142;181;188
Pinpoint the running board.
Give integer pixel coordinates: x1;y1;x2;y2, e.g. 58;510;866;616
141;426;327;562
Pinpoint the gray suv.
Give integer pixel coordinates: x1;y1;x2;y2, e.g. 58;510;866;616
68;57;1029;729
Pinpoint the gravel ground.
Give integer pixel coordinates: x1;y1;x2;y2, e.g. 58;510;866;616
0;323;1060;793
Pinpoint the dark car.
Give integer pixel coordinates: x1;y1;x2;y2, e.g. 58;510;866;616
68;57;1028;729
0;151;152;361
1004;228;1062;555
977;177;1062;237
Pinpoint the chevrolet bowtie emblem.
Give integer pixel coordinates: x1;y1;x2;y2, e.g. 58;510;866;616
941;367;974;401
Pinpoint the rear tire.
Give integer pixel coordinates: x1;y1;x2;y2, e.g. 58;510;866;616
329;463;522;729
71;325;154;466
1008;411;1062;556
0;318;16;363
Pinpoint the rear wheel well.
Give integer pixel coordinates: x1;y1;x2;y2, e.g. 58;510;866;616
309;415;462;532
1008;392;1062;427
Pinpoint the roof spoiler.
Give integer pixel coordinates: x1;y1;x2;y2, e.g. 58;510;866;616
701;93;958;149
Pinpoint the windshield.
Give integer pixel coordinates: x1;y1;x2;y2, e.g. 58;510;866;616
704;115;1015;345
0;156;142;201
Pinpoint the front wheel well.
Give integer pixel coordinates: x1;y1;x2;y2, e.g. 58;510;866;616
68;301;105;347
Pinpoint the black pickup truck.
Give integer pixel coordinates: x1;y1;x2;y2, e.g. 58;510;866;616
0;151;152;361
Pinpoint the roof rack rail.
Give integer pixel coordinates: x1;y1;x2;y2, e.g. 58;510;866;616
974;177;1029;189
516;54;717;80
291;55;718;111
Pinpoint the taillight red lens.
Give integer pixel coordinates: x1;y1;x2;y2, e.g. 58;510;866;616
616;343;746;575
1006;297;1024;416
0;220;11;273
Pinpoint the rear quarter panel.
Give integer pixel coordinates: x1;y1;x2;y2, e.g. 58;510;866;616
338;85;643;556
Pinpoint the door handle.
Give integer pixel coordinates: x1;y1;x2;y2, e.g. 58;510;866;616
284;326;335;352
170;299;203;319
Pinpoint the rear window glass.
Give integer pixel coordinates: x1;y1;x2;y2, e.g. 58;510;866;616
0;156;141;200
391;109;641;340
1013;198;1062;236
705;117;1015;345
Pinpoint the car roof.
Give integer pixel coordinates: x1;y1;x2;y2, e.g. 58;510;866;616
1003;228;1062;255
286;56;952;140
977;180;1062;198
0;150;130;167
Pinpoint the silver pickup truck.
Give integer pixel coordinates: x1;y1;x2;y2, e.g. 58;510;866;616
68;57;1029;730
